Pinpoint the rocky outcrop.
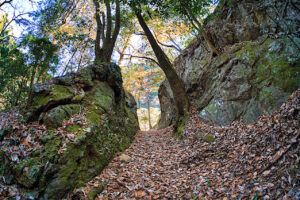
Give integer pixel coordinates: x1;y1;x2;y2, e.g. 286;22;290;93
0;63;139;199
159;0;300;127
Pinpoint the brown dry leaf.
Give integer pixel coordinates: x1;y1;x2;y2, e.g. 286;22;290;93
211;163;217;168
22;139;30;147
119;154;131;162
67;134;75;139
137;190;146;197
96;197;107;200
58;147;64;155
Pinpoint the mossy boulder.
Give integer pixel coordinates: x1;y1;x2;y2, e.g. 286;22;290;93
197;37;299;126
84;81;115;112
1;63;139;199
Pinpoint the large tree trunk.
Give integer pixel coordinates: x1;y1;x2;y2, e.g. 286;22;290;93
26;65;37;109
93;0;103;61
201;30;219;56
14;78;25;106
93;0;121;63
135;12;189;134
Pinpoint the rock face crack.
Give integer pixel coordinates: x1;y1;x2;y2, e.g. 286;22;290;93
27;98;75;122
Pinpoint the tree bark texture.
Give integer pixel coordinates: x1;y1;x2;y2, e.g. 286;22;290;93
26;65;37;109
135;12;189;122
93;0;120;63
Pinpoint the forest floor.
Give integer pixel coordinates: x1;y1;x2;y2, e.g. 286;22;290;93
66;90;300;200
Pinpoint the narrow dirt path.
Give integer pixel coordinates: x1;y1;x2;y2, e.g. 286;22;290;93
90;128;202;199
67;127;211;199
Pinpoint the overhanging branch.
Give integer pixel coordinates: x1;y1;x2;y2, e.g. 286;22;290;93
154;32;181;52
0;0;13;8
123;53;159;66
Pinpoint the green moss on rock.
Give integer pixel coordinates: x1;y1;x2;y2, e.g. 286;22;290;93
65;124;81;133
42;135;62;164
6;63;139;199
72;91;85;102
16;165;42;188
76;67;94;87
203;135;216;143
87;186;104;200
41;104;82;128
42;106;68;128
175;107;189;138
235;38;299;93
192;36;299;126
84;81;115;112
85;106;104;126
32;85;75;110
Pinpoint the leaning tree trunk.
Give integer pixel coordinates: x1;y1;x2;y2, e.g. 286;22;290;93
135;12;189;134
183;5;219;56
201;30;219;56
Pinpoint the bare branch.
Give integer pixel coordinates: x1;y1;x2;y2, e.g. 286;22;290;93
134;31;145;36
1;12;29;36
62;25;93;75
153;32;181;52
166;33;182;51
116;33;132;65
1;34;17;40
123;53;159;66
0;0;13;8
61;49;78;76
61;0;80;24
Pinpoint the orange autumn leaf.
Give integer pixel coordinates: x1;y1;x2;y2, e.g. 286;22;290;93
137;190;146;198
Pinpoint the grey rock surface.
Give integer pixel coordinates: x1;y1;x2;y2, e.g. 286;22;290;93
158;0;300;127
